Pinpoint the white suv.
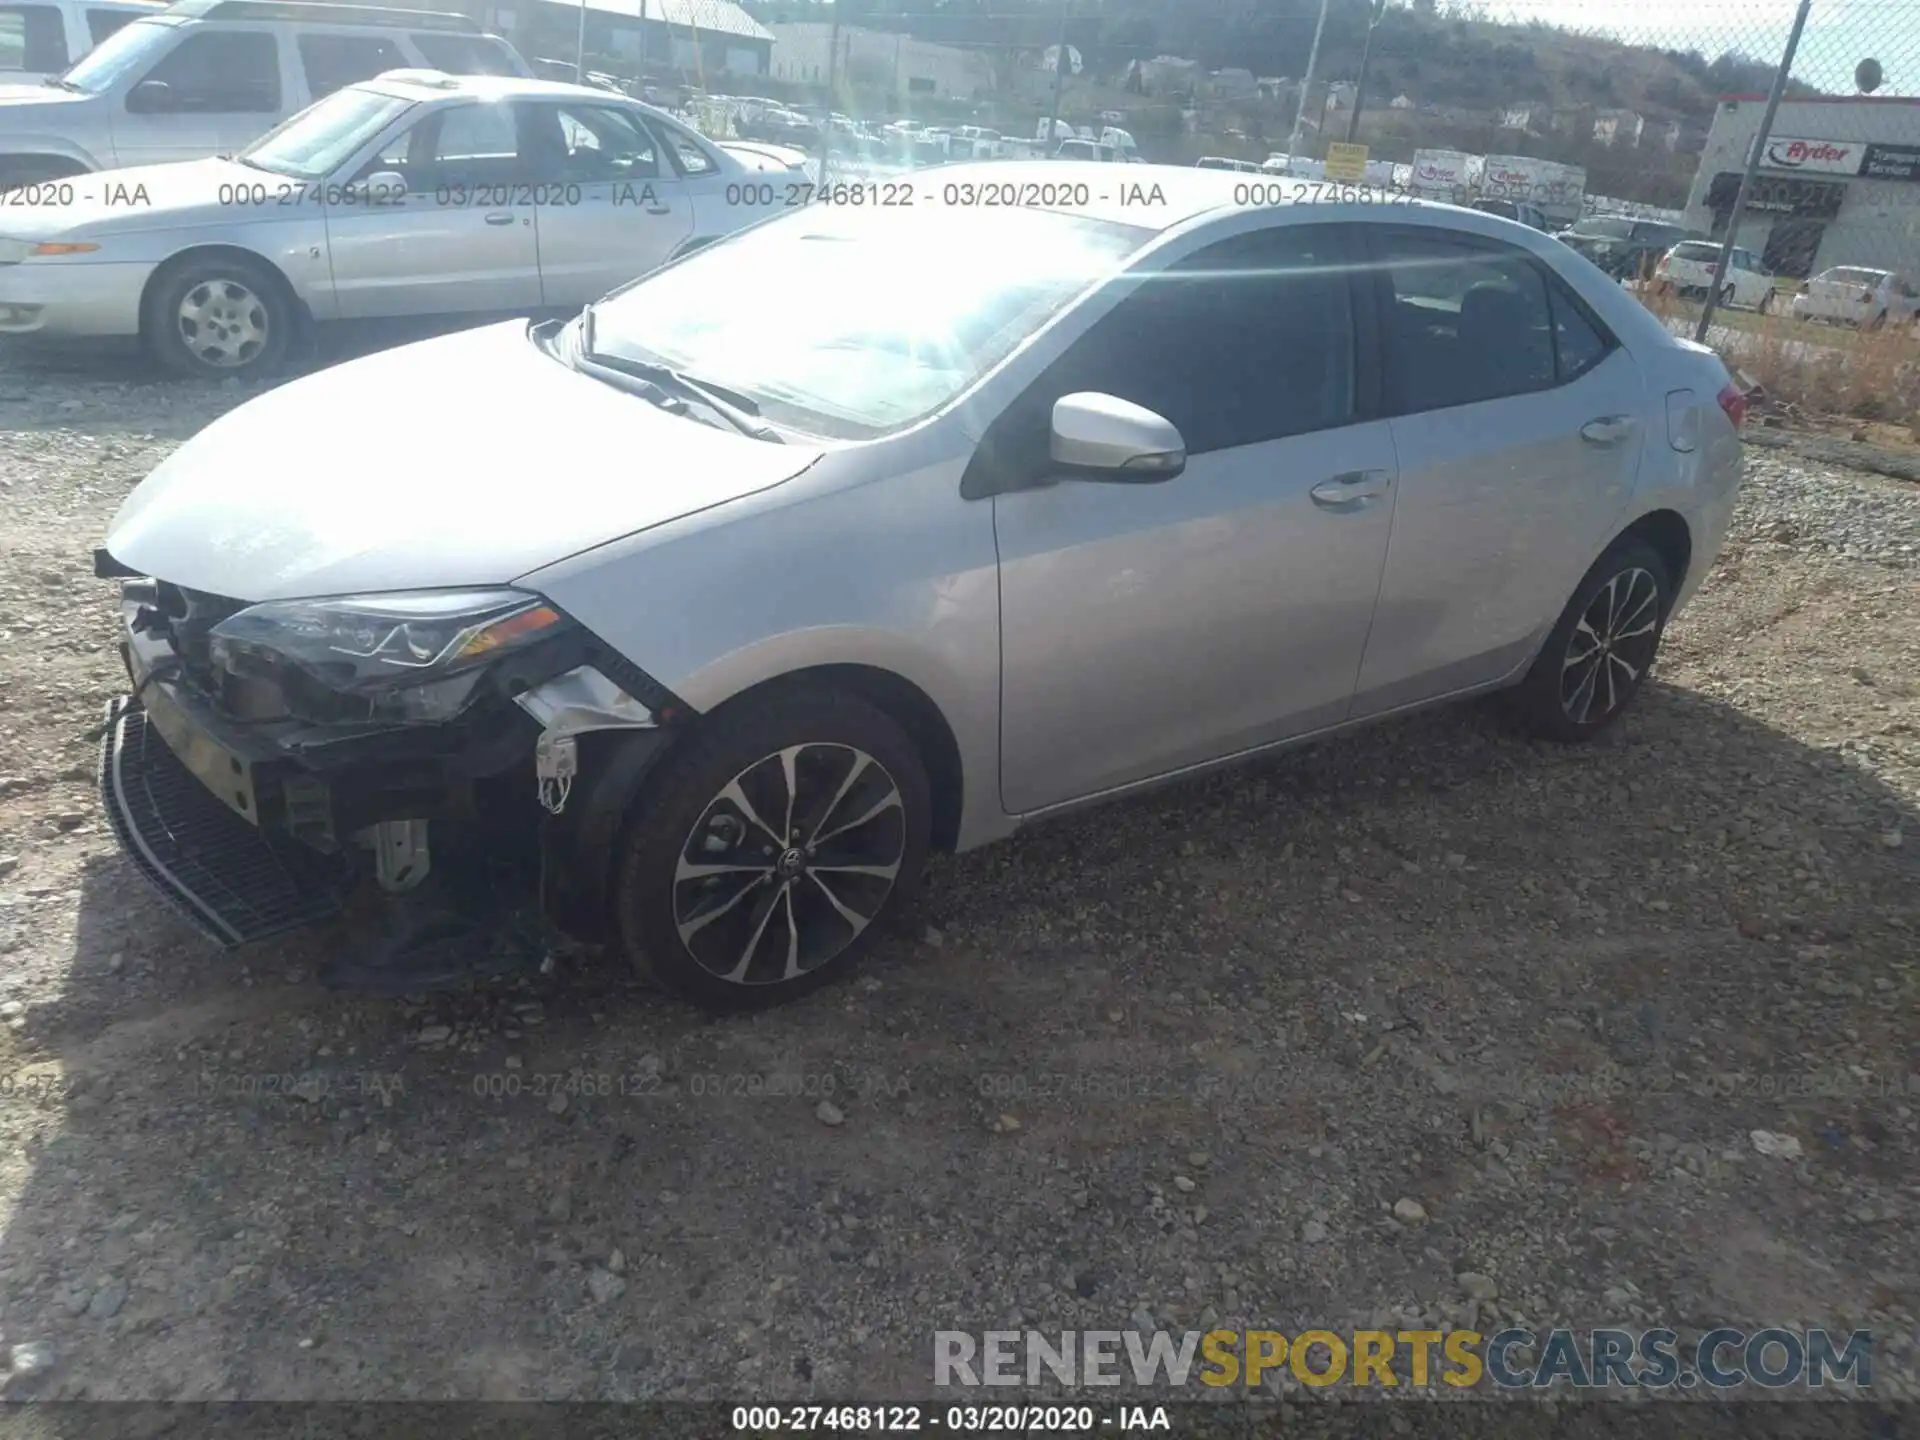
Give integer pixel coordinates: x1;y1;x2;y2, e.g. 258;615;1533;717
0;0;161;83
1;0;529;188
1790;266;1919;329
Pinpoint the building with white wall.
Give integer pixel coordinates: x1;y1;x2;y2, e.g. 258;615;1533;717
769;23;987;100
1681;94;1920;278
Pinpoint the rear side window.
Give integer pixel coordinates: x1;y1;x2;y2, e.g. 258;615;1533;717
298;33;405;99
0;4;66;72
1374;228;1615;413
131;30;279;112
410;31;518;75
87;7;140;45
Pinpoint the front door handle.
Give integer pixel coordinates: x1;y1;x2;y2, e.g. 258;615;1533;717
1580;415;1637;445
1309;469;1392;508
484;211;516;226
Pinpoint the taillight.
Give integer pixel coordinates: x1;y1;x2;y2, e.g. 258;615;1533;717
1717;383;1749;428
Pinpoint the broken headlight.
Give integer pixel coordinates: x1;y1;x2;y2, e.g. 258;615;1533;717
208;588;572;723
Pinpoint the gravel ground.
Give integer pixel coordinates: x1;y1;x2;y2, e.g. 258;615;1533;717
0;349;1915;1409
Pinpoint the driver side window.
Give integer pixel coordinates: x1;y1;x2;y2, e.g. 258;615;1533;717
965;223;1360;492
373;100;525;192
128;30;280;113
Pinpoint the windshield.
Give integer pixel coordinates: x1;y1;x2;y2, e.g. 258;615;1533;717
587;205;1152;440
239;87;415;179
57;15;173;91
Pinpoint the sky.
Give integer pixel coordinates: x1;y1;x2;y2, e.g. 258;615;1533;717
1470;0;1914;94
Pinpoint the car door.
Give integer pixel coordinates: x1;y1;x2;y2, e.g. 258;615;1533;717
113;28;282;165
518;99;693;309
323;98;542;318
991;221;1400;814
1350;222;1643;717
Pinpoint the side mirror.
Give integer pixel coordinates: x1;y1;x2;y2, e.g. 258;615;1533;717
1050;392;1186;481
126;79;174;113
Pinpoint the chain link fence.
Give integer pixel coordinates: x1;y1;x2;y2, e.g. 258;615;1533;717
1317;0;1920;423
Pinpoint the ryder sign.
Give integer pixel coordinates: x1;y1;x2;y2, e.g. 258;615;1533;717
1755;136;1862;175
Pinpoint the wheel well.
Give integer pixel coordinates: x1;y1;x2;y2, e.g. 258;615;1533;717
138;246;312;337
710;665;967;853
1619;509;1692;595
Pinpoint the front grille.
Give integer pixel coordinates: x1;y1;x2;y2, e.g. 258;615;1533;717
98;696;354;948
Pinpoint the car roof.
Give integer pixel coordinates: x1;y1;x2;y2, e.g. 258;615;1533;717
925;161;1440;230
359;70;621;102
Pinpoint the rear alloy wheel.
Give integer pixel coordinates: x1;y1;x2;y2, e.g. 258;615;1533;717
613;684;930;1010
144;254;292;379
1505;540;1672;743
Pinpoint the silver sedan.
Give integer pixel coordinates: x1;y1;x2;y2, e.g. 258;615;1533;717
95;169;1747;1009
0;71;804;376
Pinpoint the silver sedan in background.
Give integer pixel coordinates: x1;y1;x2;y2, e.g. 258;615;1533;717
0;70;802;375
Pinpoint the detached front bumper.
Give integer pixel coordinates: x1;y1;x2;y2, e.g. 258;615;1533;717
98;694;356;947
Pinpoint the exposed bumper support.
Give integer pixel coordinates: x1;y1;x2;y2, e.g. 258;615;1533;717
97;696;355;948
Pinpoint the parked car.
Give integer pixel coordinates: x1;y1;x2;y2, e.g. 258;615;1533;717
0;0;160;84
0;71;802;375
528;56;626;95
1654;240;1776;311
1052;138;1137;162
1554;216;1690;279
1469;196;1548;231
1195;156;1261;172
95;162;1744;1008
2;0;530;187
1789;266;1919;329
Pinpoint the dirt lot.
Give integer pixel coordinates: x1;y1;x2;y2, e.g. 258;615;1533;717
0;344;1916;1408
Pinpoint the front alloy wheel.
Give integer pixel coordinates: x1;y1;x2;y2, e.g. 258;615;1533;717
614;683;931;1010
673;744;906;986
1506;539;1673;742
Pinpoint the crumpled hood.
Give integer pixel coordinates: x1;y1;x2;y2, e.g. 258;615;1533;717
104;321;823;602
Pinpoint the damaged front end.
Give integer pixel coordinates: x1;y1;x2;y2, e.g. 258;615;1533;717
95;554;688;961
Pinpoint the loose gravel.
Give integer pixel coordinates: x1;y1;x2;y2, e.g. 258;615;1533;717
0;353;1915;1407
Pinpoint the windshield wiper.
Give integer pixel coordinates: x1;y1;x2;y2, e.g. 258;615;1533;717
40;76;84;91
576;303;781;443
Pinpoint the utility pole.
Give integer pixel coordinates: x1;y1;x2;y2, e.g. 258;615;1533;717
574;0;587;81
821;0;841;185
1043;1;1069;152
1345;0;1386;144
1694;0;1812;343
1285;0;1331;165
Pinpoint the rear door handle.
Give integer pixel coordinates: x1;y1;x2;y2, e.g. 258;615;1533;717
1580;415;1637;445
484;211;516;225
1309;469;1391;508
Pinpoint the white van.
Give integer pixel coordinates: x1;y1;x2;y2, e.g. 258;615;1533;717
0;0;161;83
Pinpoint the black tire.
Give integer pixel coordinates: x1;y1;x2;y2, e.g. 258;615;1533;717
612;682;931;1011
1505;539;1673;743
142;252;293;379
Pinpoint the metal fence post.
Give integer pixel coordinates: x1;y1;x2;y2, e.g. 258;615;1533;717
1694;0;1814;345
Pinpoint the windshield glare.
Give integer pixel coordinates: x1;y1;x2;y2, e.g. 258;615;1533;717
57;16;173;92
588;207;1151;439
240;88;415;179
